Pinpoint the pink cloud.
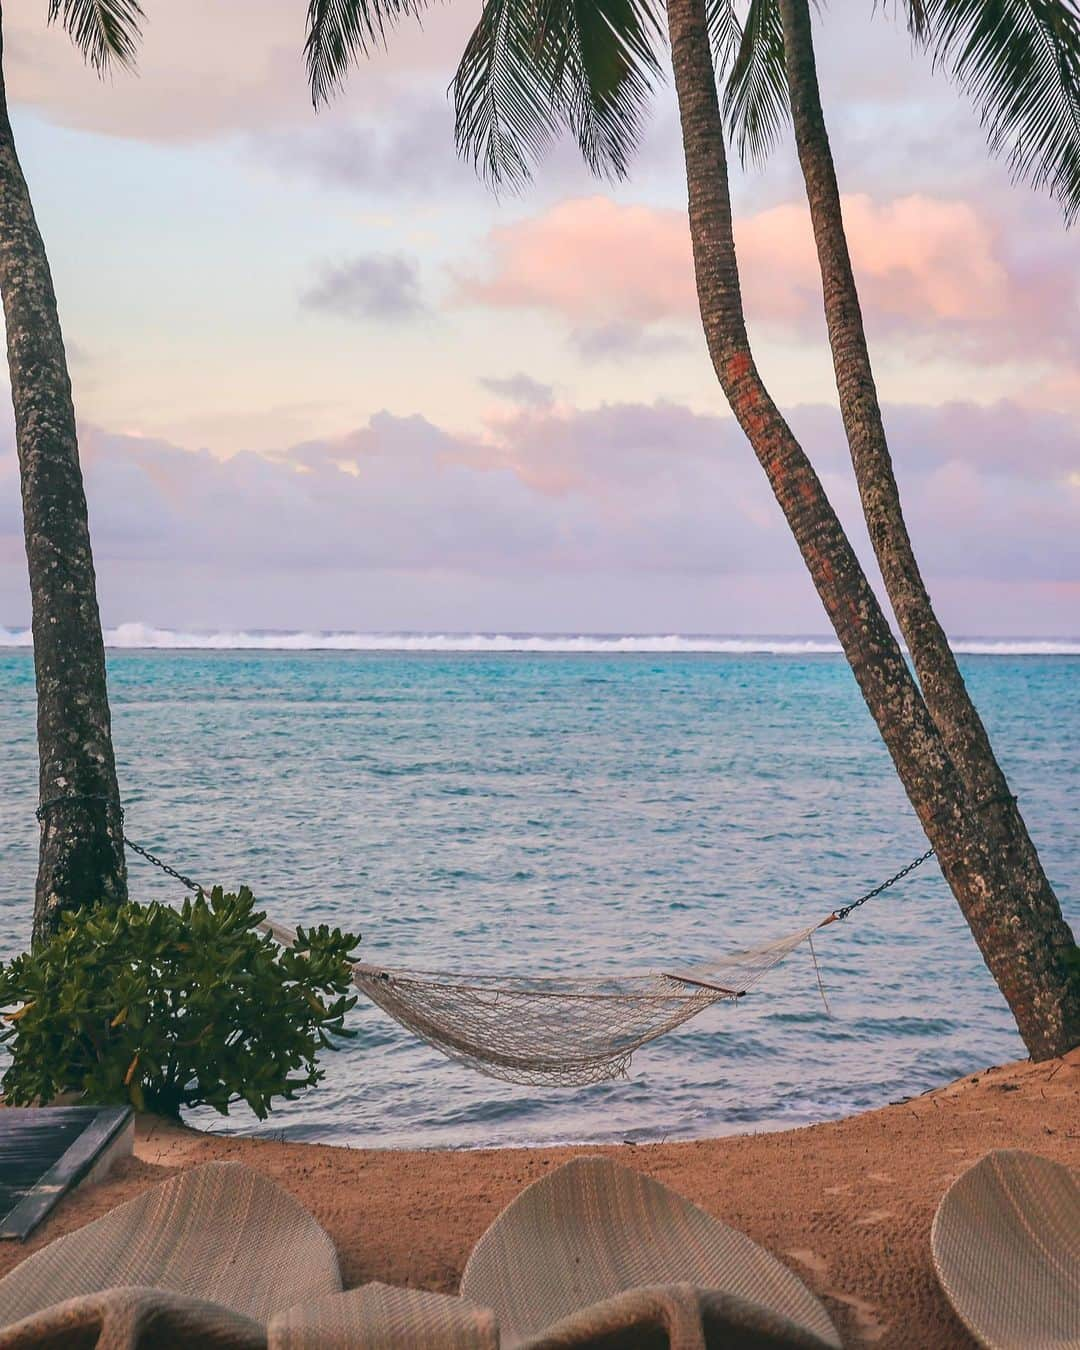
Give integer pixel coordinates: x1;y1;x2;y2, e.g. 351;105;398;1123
458;198;696;323
458;193;1037;348
740;195;1010;325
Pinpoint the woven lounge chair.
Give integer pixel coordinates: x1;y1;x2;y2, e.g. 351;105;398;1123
0;1288;267;1350
1;1154;844;1348
461;1155;842;1348
931;1149;1080;1350
269;1283;499;1349
0;1161;341;1349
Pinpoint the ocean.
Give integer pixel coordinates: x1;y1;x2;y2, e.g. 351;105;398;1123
0;632;1076;1149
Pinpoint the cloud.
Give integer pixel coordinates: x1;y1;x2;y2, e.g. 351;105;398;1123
457;193;1078;374
878;401;1079;479
737;194;1010;326
301;256;427;322
258;101;483;200
0;406;789;602
6;3;307;141
458;199;694;324
1;396;1075;633
5;0;477;142
479;374;554;408
571;322;693;362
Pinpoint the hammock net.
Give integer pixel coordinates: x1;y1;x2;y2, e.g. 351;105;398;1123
261;918;824;1086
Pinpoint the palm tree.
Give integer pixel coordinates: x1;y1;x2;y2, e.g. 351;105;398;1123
302;0;1079;1058
0;0;145;941
666;0;1076;1062
767;0;1080;1059
724;0;1080;1060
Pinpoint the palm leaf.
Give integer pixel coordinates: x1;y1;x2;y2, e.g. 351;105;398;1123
453;0;565;185
47;0;145;73
722;0;790;165
557;0;666;179
305;0;435;106
707;0;744;71
912;0;1080;222
453;0;664;186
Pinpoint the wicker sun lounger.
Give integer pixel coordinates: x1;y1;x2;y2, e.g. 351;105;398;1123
268;1283;499;1349
931;1148;1080;1350
0;1161;341;1349
461;1155;842;1348
1;1153;844;1347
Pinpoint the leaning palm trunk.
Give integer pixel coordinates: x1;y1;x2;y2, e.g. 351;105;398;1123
776;0;1078;1056
664;0;1078;1060
0;9;127;942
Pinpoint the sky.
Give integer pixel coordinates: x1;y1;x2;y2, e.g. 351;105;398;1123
0;0;1076;636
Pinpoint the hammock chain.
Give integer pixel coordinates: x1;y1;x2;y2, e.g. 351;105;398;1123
829;847;935;923
36;794;204;896
122;831;205;896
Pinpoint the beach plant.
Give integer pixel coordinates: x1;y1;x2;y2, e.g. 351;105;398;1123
2;3;149;942
0;888;360;1120
300;0;1080;1059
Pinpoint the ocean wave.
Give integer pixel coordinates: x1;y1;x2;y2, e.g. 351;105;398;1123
1;623;1078;655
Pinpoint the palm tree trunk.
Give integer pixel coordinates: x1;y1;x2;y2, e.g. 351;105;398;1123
0;9;127;943
664;0;1079;1059
776;0;1078;1054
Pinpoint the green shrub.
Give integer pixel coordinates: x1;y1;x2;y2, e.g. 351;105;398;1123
0;888;359;1119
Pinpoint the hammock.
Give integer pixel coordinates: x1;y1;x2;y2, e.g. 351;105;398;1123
35;796;936;1089
259;916;829;1086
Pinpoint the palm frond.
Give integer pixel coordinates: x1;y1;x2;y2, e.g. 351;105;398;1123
305;0;434;106
722;0;790;165
47;0;145;73
707;0;744;73
453;0;565;185
904;0;930;41
558;0;666;179
453;0;663;187
911;0;1080;223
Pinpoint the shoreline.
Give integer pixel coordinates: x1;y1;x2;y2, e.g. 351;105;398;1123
192;1103;871;1154
3;1049;1077;1347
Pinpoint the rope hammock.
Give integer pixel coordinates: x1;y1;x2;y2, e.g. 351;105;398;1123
35;795;937;1088
261;917;830;1086
256;841;932;1087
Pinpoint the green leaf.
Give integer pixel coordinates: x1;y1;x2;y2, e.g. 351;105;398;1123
305;0;435;106
912;0;1080;223
0;893;359;1121
453;0;664;187
47;0;145;74
722;0;789;166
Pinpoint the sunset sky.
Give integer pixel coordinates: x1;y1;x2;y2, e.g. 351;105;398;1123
0;0;1076;635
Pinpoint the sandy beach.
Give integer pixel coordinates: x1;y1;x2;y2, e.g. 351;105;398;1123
2;1049;1075;1348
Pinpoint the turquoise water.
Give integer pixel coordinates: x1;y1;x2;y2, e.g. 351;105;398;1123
0;645;1075;1148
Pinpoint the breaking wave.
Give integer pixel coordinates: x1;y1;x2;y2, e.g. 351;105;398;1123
1;623;1078;655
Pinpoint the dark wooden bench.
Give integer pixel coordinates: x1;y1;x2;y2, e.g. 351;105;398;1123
0;1106;134;1240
